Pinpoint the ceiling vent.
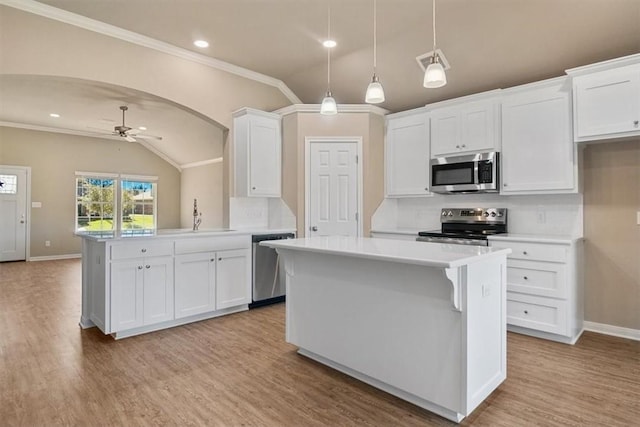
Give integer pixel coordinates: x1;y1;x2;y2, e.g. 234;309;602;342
416;49;451;72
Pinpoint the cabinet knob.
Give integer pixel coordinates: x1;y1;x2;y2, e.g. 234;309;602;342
524;276;528;280
218;257;222;261
634;120;639;127
141;248;147;253
524;310;529;315
456;145;460;149
252;186;256;190
210;259;215;262
523;251;528;255
461;144;466;148
503;183;508;187
137;266;143;270
146;265;151;269
425;187;429;191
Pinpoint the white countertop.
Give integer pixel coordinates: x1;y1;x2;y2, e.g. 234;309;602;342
370;227;422;236
75;228;254;242
261;236;511;269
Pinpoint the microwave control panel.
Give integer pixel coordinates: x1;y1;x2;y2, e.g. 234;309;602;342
478;161;493;183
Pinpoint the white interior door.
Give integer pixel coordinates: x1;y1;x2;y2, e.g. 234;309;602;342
0;167;28;262
308;141;359;237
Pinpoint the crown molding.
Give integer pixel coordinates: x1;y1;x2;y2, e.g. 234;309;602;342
0;121;182;171
181;157;224;170
274;104;389;117
565;53;640;77
1;0;302;104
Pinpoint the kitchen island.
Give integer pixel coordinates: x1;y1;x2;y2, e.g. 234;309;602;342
77;229;253;339
262;236;510;423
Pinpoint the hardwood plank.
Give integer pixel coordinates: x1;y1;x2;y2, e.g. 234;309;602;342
0;259;638;426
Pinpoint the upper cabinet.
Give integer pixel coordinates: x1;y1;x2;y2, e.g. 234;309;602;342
385;109;430;197
233;108;282;197
501;77;577;194
430;93;501;157
567;55;640;143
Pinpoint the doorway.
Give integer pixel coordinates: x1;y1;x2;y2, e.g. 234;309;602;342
0;166;30;261
305;137;362;237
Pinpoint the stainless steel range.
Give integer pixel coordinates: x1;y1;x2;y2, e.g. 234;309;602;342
417;208;507;246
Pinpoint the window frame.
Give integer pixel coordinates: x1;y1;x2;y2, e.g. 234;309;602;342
120;175;158;235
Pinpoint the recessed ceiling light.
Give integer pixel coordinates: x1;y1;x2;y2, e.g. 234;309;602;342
323;40;337;48
194;40;209;48
49;113;60;118
138;126;147;131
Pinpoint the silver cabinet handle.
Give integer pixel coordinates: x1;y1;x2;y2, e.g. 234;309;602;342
311;226;318;232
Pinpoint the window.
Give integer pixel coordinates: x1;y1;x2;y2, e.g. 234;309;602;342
0;174;18;194
75;176;116;232
121;179;156;234
75;173;158;234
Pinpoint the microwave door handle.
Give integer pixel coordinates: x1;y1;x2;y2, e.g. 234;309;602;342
474;162;480;185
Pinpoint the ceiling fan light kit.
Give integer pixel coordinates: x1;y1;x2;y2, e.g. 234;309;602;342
365;0;385;104
424;0;448;89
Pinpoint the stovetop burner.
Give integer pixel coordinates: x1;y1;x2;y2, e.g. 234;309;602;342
418;208;508;242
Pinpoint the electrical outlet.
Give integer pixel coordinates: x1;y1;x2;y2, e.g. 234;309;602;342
45;240;50;247
482;284;491;297
536;206;546;224
637;211;640;226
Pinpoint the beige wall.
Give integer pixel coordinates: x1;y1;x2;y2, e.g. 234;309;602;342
181;162;224;229
0;127;181;257
583;139;640;330
281;111;385;237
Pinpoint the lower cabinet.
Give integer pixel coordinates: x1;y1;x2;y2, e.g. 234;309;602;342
216;249;251;310
174;252;216;319
489;237;583;344
110;255;174;332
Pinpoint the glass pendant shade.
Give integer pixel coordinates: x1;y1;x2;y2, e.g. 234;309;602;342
365;75;385;104
320;91;338;115
423;56;447;88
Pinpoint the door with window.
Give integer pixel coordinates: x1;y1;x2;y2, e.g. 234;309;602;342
0;166;28;262
307;141;359;237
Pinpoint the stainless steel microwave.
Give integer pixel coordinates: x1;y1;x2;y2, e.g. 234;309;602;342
430;152;499;194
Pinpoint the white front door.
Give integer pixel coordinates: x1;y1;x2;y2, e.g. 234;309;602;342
0;166;28;262
308;141;359;237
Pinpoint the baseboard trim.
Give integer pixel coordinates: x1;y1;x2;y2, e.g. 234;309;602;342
29;253;81;261
583;321;640;342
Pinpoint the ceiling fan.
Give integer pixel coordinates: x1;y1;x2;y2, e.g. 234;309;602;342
89;105;162;142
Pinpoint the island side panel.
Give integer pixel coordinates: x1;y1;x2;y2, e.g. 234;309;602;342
462;257;507;414
283;250;465;414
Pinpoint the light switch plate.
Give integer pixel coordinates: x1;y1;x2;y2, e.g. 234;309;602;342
32;201;42;208
637;211;640;225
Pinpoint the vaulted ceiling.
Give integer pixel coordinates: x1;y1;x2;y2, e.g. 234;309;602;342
1;0;639;168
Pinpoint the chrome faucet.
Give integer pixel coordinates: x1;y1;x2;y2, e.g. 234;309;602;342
193;198;202;231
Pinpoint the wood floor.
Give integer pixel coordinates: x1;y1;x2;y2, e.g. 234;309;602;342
1;259;639;426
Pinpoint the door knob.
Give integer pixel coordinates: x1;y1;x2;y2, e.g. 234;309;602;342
311;226;318;232
20;220;25;224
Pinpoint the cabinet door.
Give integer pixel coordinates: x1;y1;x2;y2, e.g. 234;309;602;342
216;249;250;310
110;260;144;332
574;64;640;139
461;101;496;153
385;113;430;197
142;256;174;325
175;252;216;319
249;115;281;197
430;108;460;157
501;84;575;193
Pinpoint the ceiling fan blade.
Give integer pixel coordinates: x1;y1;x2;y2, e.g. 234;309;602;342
124;135;137;143
127;128;141;136
135;133;163;141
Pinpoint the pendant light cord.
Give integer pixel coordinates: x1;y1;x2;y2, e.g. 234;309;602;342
327;1;331;92
373;0;377;74
432;0;437;52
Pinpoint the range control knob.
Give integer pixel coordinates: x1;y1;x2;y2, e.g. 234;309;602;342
442;211;447;216
447;211;454;217
491;212;496;217
483;211;490;217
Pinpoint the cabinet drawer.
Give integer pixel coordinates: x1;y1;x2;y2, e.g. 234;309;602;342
174;235;250;255
111;240;173;260
490;240;567;263
507;293;568;336
507;260;567;298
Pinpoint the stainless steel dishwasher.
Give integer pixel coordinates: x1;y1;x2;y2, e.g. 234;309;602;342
250;233;295;308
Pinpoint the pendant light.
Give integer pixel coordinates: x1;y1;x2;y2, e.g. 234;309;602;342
423;0;447;88
320;1;338;115
365;0;385;104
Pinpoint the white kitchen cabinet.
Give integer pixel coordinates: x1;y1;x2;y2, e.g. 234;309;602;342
430;96;500;157
385;109;430;197
216;249;251;310
567;55;640;142
110;255;174;332
174;252;216;319
500;77;577;194
233;108;282;197
489;236;583;344
80;232;252;339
